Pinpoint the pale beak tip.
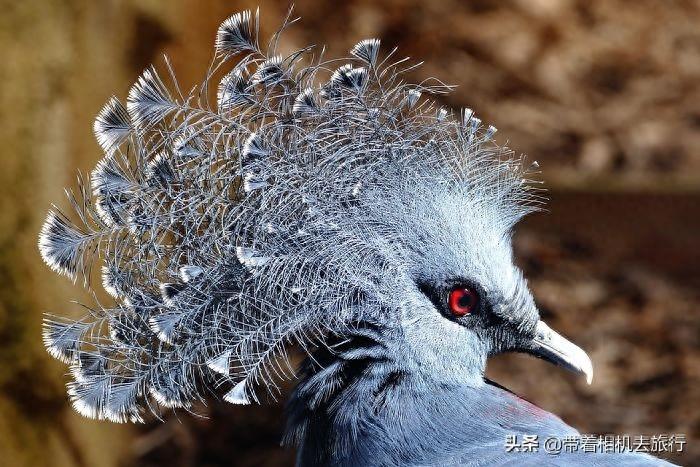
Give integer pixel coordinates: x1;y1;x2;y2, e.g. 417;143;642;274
577;346;594;385
583;357;594;385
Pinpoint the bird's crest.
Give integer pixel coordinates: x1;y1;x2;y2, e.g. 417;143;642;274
38;8;543;422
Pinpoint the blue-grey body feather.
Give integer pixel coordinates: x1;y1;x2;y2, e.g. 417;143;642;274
286;330;671;466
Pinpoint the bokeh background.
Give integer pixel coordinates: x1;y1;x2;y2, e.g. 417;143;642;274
1;0;699;465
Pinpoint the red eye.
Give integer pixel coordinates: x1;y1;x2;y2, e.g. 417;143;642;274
448;286;478;317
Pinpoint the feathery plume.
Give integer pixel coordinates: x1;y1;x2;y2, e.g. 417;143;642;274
42;318;89;363
126;67;176;127
216;10;258;55
293;88;318;117
206;349;233;376
224;379;251;405
252;56;285;86
218;67;252;110
38;210;90;280
350;38;381;66
93;97;131;155
179;265;204;283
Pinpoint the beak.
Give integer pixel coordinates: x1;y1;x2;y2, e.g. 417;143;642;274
526;320;593;384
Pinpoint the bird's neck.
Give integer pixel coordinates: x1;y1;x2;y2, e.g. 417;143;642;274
283;325;479;466
283;325;576;466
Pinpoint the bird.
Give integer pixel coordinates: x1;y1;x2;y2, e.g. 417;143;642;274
38;9;673;466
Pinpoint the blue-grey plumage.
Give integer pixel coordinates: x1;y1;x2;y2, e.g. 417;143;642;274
286;333;671;466
37;7;674;466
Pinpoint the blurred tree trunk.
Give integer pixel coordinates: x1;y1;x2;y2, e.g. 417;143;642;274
0;1;266;465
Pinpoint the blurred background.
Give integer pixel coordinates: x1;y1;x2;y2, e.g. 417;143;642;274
1;0;698;465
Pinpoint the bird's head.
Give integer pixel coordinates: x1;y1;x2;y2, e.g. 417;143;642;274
288;158;593;388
